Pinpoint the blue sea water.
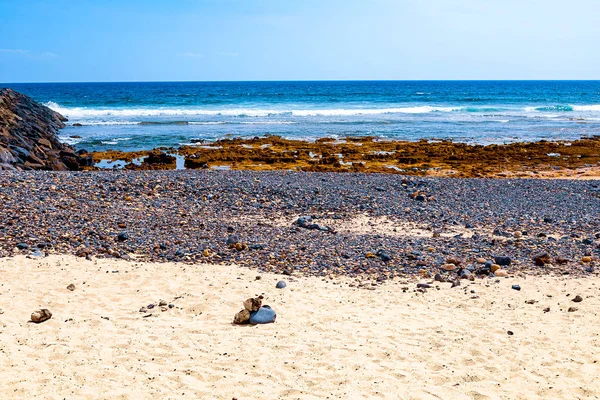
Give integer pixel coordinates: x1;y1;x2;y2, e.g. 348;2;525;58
3;81;600;152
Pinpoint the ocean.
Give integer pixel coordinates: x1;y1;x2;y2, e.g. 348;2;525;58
4;81;600;152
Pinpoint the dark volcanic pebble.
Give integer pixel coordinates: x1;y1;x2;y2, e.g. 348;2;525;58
512;285;521;291
494;256;511;266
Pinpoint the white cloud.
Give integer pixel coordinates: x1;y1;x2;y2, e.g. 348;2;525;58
177;52;204;58
0;49;59;60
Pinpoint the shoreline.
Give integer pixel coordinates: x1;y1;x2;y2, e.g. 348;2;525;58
85;135;600;178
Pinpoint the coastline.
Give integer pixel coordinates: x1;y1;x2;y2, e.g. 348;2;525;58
86;135;600;179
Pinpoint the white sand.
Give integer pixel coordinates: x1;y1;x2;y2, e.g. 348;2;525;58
0;255;599;399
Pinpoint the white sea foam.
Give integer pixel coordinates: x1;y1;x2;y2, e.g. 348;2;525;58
573;105;600;112
44;102;462;120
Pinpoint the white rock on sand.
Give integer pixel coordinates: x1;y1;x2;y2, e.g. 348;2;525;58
0;255;599;399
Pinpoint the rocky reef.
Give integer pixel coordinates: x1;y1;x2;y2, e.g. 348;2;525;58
92;135;600;178
0;88;90;171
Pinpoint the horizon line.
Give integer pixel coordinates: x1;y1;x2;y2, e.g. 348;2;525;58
2;79;600;85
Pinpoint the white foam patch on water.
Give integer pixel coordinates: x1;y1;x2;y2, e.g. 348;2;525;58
58;136;82;145
573;105;600;111
44;102;463;120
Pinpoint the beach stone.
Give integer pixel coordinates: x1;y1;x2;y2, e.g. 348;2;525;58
275;280;287;289
441;263;457;271
555;256;569;265
233;309;251;325
572;295;583;303
249;306;276;325
16;243;29;250
533;253;550;266
117;232;128;242
296;216;312;227
30;309;52;323
581;256;593;263
511;284;521;291
243;296;262;312
451;279;461;288
476;258;487;264
460;270;472;279
226;235;240;246
495;269;508;277
417;283;432;289
376;250;392;262
490;264;501;273
67;284;75;291
494;256;511;266
446;257;462;266
434;273;446;282
568;307;578;312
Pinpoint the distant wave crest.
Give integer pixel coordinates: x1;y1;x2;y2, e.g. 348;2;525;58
44;102;600;126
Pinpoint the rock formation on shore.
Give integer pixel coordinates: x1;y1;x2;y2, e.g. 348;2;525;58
0;88;88;171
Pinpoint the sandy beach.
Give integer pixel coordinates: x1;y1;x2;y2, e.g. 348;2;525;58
0;254;598;399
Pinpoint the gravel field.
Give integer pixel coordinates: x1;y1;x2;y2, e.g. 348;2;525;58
1;170;599;282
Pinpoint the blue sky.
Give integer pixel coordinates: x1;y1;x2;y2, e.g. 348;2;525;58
0;0;599;82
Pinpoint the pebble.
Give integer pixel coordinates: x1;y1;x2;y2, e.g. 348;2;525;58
495;269;508;277
494;256;511;266
441;263;457;271
67;283;75;291
511;284;521;291
572;295;583;303
30;309;52;323
275;281;287;289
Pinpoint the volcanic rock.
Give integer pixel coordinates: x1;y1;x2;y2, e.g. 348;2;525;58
0;88;88;170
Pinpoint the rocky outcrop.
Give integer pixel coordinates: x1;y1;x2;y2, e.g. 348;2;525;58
0;88;87;171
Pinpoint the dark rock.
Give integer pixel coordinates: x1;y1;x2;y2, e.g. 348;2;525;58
0;89;86;170
296;216;312;227
117;232;129;242
226;235;240;246
533;253;550;266
511;284;521;291
494;256;511;266
16;242;29;250
572;295;583;303
376;250;392;262
416;283;431;289
275;281;287;289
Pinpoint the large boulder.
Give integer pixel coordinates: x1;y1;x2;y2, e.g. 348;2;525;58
0;88;87;170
